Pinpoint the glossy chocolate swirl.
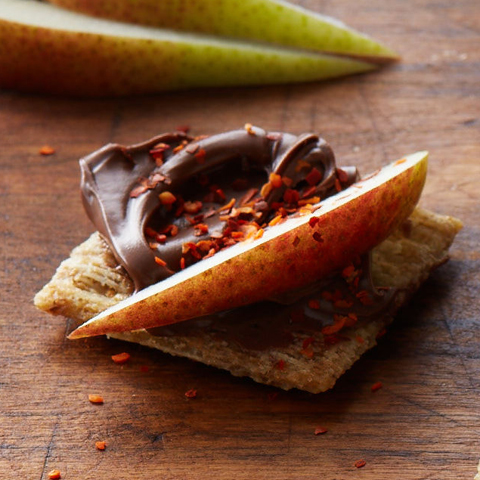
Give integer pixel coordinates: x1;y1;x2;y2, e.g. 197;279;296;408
80;127;358;291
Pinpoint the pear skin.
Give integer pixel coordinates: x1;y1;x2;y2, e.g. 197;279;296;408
69;152;428;339
48;0;398;62
0;0;376;96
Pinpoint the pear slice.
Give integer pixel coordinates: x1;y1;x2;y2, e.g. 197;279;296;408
69;151;428;339
48;0;398;62
0;0;376;96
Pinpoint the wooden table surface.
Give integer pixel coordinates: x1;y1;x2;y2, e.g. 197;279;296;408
1;1;479;478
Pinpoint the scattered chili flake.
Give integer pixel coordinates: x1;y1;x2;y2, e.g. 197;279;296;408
194;148;206;164
260;181;273;198
88;394;104;404
39;145;55;155
322;316;347;335
130;185;149;198
394;158;407;166
335;178;342;192
95;441;107;451
292;236;300;247
314;426;328;435
356;336;365;344
111;352;130;365
275;359;286;371
48;470;61;480
268;215;283;227
371;381;383;392
254;229;264;240
159;191;176;205
306;167;323;186
180;257;186;269
301;346;314;358
154;256;167;267
269;172;283;188
140;365;150;373
185;389;197;399
312;232;323;243
244;123;255;135
336;168;349;182
354;460;367;469
308;217;319;228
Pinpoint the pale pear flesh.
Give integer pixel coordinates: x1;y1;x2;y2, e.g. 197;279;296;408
0;0;376;96
69;152;428;339
48;0;398;62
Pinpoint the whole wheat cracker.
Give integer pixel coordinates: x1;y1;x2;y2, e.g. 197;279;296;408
34;208;462;393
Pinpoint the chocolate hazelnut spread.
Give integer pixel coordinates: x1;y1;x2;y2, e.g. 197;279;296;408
80;126;395;350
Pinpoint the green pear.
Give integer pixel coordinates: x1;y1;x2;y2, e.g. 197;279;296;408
0;0;376;96
69;151;428;339
48;0;398;62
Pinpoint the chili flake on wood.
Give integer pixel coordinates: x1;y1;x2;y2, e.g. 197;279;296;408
314;426;328;435
371;381;383;392
39;145;55;155
185;389;197;399
354;459;367;468
95;441;107;451
111;352;130;365
88;394;104;404
48;470;61;480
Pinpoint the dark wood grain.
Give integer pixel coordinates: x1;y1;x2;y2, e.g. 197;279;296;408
1;0;479;478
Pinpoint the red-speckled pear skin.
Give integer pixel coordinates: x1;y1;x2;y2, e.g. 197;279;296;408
69;153;427;338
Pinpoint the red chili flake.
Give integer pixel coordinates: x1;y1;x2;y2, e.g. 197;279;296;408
180;257;186;269
194;223;209;236
175;125;190;133
356;336;365;344
308;299;320;310
354;460;367;469
306;167;323;186
292;236;300;247
159;191;176;205
130;185;149;198
194;148;206;164
111;352;130;365
394;158;407;166
140;365;150;373
312;232;323;243
371;381;383;392
336;168;349;183
95;441;107;451
254;229;264;240
183;200;203;214
333;299;354;309
48;470;61;480
231;231;244;239
260;181;273;198
357;290;374;305
301;185;317;199
39;145;55;155
314;426;328;435
275;359;286;370
244;123;255;135
269;172;283;189
185;389;197;399
301;346;314;358
322;316;347;335
268;215;283;227
307;217;320;229
283;188;299;205
298;196;320;206
154;256;167;267
335;178;342;192
88;394;104;404
215;188;226;202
